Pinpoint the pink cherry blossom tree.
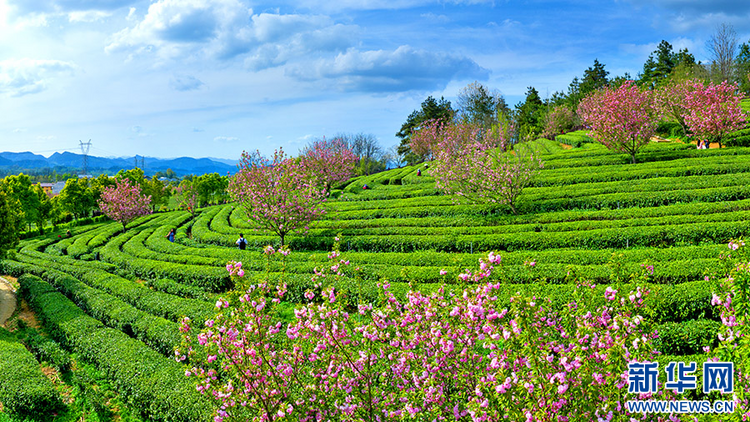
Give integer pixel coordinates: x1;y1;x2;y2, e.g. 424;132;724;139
578;81;659;164
542;105;579;140
227;148;327;247
97;178;152;232
653;78;696;137
299;138;359;193
407;118;445;161
683;80;746;148
174;179;198;221
423;120;542;214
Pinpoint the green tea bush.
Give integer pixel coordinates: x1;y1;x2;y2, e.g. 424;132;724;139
0;327;63;420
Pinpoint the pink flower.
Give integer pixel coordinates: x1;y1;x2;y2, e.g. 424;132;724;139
440;269;448;276
604;287;617;301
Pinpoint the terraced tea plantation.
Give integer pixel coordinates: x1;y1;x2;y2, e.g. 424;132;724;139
3;139;749;420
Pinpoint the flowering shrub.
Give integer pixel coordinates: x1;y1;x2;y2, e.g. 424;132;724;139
683;81;746;149
418;120;543;214
578;81;659;164
179;240;666;421
711;239;750;419
299;138;359;193
227;149;327;246
97;178;152;232
542;105;579;140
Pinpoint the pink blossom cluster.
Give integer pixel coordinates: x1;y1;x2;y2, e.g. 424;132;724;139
683;80;746;148
180;249;663;421
542;105;579;140
299;138;359;193
415;120;543;214
97;178;152;232
578;81;659;164
653;79;694;137
227;148;328;246
174;180;199;217
710;239;750;418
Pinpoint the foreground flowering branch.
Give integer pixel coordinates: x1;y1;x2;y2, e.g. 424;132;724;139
179;243;663;421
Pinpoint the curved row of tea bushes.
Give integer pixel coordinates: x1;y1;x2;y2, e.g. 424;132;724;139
43;222;106;256
12;247;214;324
100;228;230;292
653;319;722;356
14;264;182;356
0;327;63;420
535;154;750;187
18;274;212;422
209;207;750;239
542;143;750;169
191;219;750;253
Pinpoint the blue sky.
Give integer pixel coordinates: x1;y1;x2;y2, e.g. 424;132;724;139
1;0;749;160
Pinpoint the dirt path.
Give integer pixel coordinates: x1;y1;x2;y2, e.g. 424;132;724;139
0;276;17;326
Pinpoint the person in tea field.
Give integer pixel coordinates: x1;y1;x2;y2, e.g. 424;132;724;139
166;228;176;242
236;234;247;250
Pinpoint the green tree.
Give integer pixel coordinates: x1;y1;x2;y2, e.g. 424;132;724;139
579;59;610;96
33;185;52;234
640;41;697;88
456;81;510;129
736;41;750;94
0;189;19;258
144;176;170;211
195;173;228;206
89;174;116;205
116;168;146;187
174;179;198;221
153;168;178;180
640;41;676;88
559;60;610;109
514;87;545;142
2;174;40;232
58;178;94;220
396;96;454;165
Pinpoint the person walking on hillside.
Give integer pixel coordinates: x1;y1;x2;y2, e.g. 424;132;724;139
236;234;247;250
166;228;176;242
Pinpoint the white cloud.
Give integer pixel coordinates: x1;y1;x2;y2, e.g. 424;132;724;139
106;0;357;68
287;0;493;12
243;22;357;71
0;58;76;96
420;12;449;23
7;0;136;14
170;74;204;91
625;0;750;32
106;0;252;59
68;10;112;22
288;45;488;92
214;136;239;142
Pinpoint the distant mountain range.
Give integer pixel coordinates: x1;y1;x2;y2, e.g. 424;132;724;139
0;151;238;177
